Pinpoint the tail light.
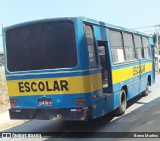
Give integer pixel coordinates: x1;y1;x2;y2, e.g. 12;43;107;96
76;98;85;106
10;99;18;106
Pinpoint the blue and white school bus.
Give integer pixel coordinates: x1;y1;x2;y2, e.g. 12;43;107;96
3;17;155;121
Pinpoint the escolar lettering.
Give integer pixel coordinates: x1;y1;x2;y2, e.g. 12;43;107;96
133;64;145;76
18;80;69;93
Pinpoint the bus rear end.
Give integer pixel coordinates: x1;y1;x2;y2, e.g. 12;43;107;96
3;18;102;121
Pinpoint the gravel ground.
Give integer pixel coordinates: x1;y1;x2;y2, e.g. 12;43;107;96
0;65;9;113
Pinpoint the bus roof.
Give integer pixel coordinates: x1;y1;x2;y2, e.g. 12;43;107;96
3;17;151;37
81;17;151;37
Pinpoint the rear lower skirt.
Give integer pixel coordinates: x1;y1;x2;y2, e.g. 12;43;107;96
9;107;92;121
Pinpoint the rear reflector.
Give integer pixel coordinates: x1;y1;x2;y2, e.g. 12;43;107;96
10;99;18;106
76;109;82;112
70;109;82;112
76;98;85;106
11;109;21;112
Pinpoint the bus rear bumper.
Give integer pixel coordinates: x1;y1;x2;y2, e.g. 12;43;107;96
9;107;92;121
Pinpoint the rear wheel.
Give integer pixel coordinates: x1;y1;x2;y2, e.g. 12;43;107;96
142;80;149;96
114;89;127;116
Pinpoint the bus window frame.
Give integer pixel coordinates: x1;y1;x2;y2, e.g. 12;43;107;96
142;36;151;59
108;29;126;64
122;32;136;62
83;23;98;68
133;34;144;60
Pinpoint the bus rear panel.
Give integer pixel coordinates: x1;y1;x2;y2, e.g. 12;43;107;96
4;18;101;121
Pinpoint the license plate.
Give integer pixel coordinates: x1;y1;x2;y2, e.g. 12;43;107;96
38;99;52;106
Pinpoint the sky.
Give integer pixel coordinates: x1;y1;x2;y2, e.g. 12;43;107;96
0;0;160;52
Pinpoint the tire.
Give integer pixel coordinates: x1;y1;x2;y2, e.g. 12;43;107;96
114;89;127;116
142;80;149;96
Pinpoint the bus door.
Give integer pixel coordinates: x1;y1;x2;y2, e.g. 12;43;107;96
97;41;110;93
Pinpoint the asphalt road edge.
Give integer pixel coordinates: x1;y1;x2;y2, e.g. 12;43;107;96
0;120;29;131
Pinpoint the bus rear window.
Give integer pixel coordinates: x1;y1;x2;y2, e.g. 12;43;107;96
6;21;77;72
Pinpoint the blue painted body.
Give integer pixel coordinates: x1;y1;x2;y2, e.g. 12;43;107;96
3;17;155;120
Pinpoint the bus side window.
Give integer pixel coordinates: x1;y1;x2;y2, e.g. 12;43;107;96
123;33;136;61
109;30;125;63
134;35;143;59
142;37;151;59
84;25;98;68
